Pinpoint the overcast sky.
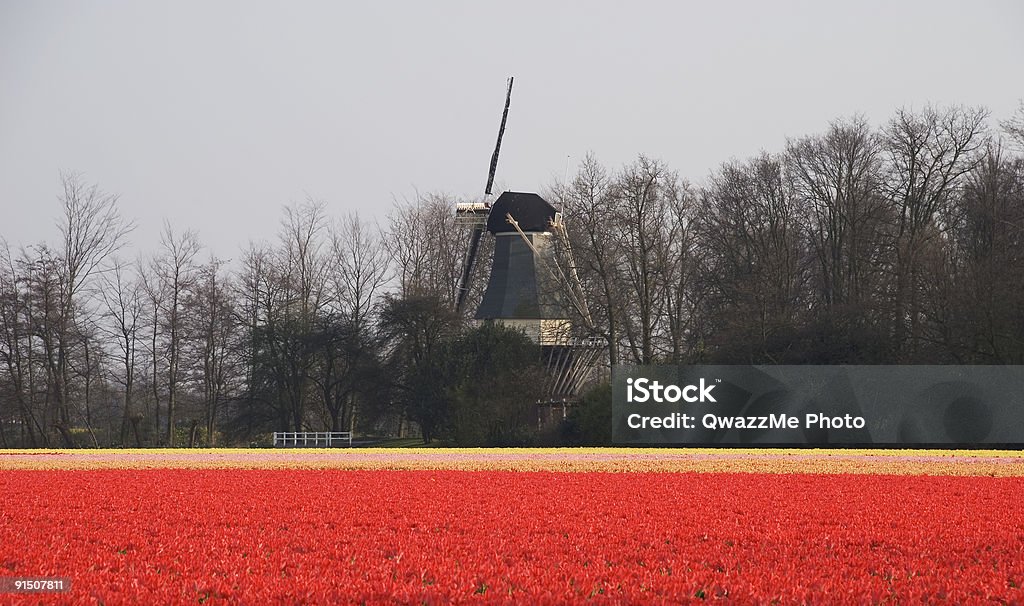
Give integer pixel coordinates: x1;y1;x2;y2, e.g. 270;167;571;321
2;0;1022;260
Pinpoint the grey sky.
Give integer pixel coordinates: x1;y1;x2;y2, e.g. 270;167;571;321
2;0;1022;260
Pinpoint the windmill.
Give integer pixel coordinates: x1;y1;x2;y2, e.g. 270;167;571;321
455;78;602;417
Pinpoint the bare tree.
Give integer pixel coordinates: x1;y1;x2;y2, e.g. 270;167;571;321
69;325;102;448
151;222;202;446
611;156;685;364
275;199;330;431
561;154;625;364
882;105;988;359
787;116;890;321
696;154;808;361
312;213;390;434
186;257;237;445
330;213;390;330
938;142;1024;362
0;242;49;446
657;182;698;364
280;199;330;324
385;193;466;305
229;243;279;439
100;261;144;446
51;172;133;443
1002;101;1024;149
20;246;64;444
138;256;164;442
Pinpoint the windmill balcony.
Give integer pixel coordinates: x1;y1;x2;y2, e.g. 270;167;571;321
455;202;491;226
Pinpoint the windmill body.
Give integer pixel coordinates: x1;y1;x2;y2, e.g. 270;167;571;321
474;192;571;346
465;190;599;405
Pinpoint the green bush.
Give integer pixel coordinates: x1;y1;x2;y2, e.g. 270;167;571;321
561;382;612;446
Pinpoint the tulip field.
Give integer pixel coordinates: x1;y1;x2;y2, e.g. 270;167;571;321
1;449;1023;604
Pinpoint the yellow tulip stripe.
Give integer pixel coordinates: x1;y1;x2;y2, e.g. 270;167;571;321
1;447;1022;475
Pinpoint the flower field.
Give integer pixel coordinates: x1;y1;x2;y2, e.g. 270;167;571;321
3;447;1023;475
1;450;1023;604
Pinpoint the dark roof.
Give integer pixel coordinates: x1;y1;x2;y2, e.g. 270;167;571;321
486;191;557;234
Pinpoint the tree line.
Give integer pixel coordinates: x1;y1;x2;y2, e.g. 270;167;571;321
562;105;1023;368
1;103;1022;447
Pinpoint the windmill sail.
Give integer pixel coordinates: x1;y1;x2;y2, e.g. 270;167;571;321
485;77;513;195
452;78;602;410
456;77;514;313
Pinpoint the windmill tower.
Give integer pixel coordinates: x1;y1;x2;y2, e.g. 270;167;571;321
455;78;601;414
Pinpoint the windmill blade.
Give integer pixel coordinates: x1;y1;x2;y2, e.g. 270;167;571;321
457;77;514;313
485;77;514;195
550;217;594;328
455;225;484;313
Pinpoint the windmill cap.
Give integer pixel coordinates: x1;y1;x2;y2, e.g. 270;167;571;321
487;191;557;234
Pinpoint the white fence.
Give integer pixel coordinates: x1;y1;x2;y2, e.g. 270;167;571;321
272;431;353;448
